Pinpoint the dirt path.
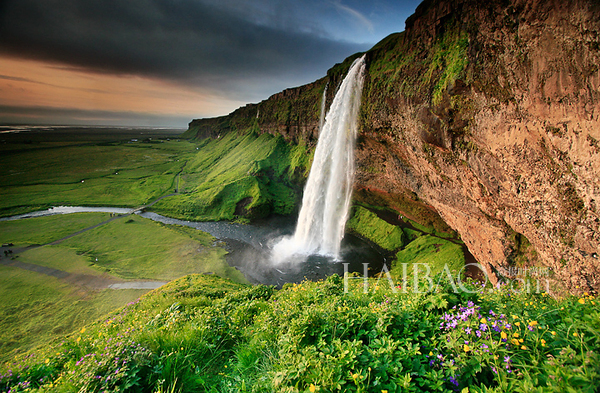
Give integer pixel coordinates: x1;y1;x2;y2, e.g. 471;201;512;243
0;251;167;290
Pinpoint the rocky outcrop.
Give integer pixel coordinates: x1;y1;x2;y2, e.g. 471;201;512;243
187;0;600;293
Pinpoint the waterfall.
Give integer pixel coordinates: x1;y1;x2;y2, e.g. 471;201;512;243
272;55;366;262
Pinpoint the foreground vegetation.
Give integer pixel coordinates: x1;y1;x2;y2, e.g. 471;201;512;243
1;273;597;392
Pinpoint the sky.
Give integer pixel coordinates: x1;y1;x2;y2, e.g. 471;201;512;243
0;0;422;128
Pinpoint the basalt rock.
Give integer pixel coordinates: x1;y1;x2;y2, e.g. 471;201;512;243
186;0;600;293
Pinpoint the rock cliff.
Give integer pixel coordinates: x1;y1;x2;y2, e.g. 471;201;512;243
185;0;600;293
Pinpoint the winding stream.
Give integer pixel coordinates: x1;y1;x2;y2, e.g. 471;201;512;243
1;206;386;287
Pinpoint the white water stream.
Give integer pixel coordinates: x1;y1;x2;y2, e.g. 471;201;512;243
272;55;366;262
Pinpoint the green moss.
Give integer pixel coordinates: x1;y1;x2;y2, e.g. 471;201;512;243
425;30;469;104
346;206;406;251
393;235;465;277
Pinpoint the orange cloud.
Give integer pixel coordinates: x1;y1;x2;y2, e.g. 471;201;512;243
0;56;244;119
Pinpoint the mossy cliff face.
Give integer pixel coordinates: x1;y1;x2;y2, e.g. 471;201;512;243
358;0;600;291
186;0;600;292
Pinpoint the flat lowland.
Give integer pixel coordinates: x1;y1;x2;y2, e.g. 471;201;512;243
0;210;246;362
0;127;247;362
0;127;194;217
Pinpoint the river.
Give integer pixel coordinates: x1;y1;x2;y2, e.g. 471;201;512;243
1;206;387;287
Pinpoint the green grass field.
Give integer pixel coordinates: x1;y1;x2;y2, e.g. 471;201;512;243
0;213;111;246
0;140;197;217
0;211;246;363
60;214;246;282
0;264;147;362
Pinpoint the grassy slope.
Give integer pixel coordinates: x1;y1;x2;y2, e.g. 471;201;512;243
2;274;598;392
393;235;465;277
346;206;406;251
152;131;312;221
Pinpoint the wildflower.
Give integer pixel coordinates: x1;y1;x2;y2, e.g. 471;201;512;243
504;356;511;363
76;337;81;343
551;331;557;336
515;322;521;327
45;358;50;364
529;321;538;326
381;391;388;393
309;384;316;392
578;298;585;304
573;332;578;337
521;345;527;350
449;376;459;387
501;331;508;340
465;327;472;334
80;327;86;334
429;352;433;356
480;318;487;324
513;332;519;338
464;344;470;352
541;339;546;347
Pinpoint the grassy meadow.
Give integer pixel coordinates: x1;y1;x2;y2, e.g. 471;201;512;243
0;210;245;363
0;139;196;217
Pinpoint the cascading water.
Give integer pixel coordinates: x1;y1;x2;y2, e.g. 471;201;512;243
272;55;366;263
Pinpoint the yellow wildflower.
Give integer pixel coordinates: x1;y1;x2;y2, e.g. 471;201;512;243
515;322;521;327
511;339;519;345
551;331;557;336
521;345;528;350
578;298;585;304
513;332;519;338
541;339;546;347
480;318;487;324
76;337;81;343
529;321;538;326
382;391;388;393
429;352;433;356
309;384;316;392
45;358;50;364
573;332;578;337
501;332;508;340
463;344;470;352
80;327;86;334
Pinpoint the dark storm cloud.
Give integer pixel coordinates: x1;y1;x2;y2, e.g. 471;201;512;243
0;0;369;101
